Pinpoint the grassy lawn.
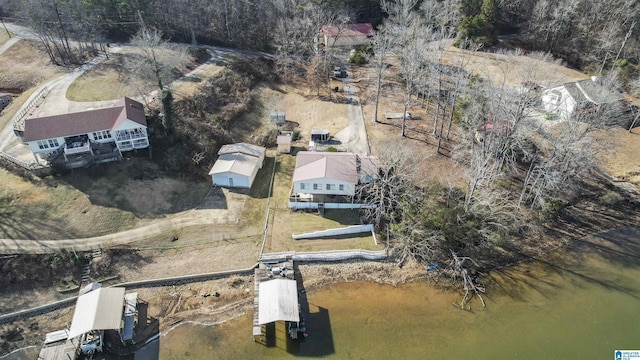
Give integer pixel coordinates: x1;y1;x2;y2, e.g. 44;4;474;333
0;30;11;46
66;65;134;101
261;152;383;253
238;154;276;229
0;168;140;240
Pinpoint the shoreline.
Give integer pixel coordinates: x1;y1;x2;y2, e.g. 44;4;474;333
0;260;430;357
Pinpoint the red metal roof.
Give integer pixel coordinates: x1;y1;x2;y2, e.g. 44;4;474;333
23;97;146;142
321;23;375;37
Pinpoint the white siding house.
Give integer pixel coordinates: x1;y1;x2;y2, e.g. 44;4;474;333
23;97;148;165
541;78;623;120
208;143;266;188
290;151;378;209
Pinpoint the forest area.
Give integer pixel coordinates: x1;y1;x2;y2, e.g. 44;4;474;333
1;0;640;308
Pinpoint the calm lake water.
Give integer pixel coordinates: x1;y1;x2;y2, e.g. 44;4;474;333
160;228;640;360
5;228;639;360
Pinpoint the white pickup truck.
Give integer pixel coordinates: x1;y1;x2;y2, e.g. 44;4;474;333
333;66;345;78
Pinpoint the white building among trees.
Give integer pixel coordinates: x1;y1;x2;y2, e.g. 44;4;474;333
540;78;623;119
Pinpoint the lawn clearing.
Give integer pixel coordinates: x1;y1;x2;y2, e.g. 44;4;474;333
259;84;349;143
599;126;640;185
262;152;382;253
0;30;11;46
0;40;63;92
66;63;134;101
0;168;140;240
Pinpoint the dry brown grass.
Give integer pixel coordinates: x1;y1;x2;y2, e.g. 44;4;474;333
0;168;141;240
599;126;640;184
258;82;349;143
66;65;134;101
67;47;197;101
0;40;63;92
0;30;11;46
444;47;590;87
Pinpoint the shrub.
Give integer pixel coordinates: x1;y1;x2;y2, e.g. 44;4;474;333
600;190;624;206
326;146;338;152
292;130;301;141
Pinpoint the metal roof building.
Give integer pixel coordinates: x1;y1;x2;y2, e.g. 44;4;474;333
68;287;126;338
209;143;266;188
258;278;299;325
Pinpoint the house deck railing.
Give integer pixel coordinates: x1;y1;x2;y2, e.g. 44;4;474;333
115;132;146;142
64;141;91;155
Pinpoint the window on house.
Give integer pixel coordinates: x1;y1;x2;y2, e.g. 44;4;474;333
313;183;320;190
37;140;48;150
339;184;344;191
300;183;306;190
48;139;59;148
326;184;336;191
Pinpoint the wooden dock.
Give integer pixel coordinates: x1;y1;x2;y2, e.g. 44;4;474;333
37;338;78;360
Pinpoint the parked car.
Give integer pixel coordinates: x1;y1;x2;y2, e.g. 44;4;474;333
333;66;342;77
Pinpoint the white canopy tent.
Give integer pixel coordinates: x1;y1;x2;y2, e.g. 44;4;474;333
68;287;126;338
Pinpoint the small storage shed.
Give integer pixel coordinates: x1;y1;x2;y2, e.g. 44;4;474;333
277;133;292;153
311;129;330;142
208;143;266;188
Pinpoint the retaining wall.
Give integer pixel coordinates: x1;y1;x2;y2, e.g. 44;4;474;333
292;224;374;240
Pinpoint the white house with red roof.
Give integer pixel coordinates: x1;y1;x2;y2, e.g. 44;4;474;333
290;151;378;209
23;97;148;165
320;23;375;48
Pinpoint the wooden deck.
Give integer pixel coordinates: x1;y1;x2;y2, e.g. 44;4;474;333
37;338;78;360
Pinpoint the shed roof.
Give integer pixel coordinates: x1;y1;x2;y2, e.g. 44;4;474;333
277;134;292;145
574;79;623;104
321;23;375;37
208;152;261;177
258;278;299;325
293;151;357;183
218;143;265;158
68;287;125;338
23;97;146;142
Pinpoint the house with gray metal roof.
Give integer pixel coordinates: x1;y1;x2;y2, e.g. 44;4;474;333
290;151;378;210
208;142;266;188
540;77;624;119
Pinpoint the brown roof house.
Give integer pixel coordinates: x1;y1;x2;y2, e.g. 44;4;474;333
23;97;148;167
320;23;375;48
289;151;378;210
208;143;266;188
540;77;624;120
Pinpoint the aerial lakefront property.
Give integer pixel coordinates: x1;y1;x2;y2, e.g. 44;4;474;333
0;1;640;359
